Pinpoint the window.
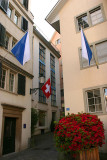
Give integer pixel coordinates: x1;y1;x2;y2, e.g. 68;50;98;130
61;89;64;97
51;71;55;88
90;7;104;25
7;6;12;18
0;68;7;89
85;86;107;114
50;54;55;70
77;14;89;31
104;88;107;112
12;38;17;47
18;74;26;95
51;89;56;106
9;72;15;92
14;13;18;25
52;112;56;121
39;44;45;63
96;41;107;64
39;44;46;103
76;5;105;31
86;89;102;113
23;0;28;10
50;54;56;106
0;23;6;47
21;17;28;32
55;39;60;45
80;46;96;68
5;34;9;50
39;63;45;77
79;39;107;69
39;110;46;127
0;0;9;13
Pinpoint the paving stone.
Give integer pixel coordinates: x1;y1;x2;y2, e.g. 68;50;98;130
0;133;107;160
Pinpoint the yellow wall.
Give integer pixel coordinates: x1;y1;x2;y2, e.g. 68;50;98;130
59;0;107;152
59;0;107;113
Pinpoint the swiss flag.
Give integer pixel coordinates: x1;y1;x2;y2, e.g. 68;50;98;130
41;78;51;98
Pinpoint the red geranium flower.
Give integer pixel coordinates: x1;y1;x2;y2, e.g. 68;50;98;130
54;113;105;156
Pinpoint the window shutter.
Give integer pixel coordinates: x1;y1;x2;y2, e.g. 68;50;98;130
21;17;28;32
23;0;28;10
18;74;26;95
0;62;2;82
0;23;6;47
0;0;9;13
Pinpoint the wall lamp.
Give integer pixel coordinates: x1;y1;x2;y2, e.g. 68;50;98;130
30;75;45;94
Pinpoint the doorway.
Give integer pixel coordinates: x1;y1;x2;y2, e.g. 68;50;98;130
3;117;16;155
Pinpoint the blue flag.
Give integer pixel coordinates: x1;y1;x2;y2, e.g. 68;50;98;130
81;28;92;65
11;32;30;65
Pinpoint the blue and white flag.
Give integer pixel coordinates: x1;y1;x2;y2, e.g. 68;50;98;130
11;32;30;65
81;28;92;65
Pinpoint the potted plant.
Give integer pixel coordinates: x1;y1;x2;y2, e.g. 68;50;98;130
54;113;105;160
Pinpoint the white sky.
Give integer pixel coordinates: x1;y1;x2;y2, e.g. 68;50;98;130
30;0;58;41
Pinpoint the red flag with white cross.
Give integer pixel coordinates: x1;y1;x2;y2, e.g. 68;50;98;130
41;78;51;98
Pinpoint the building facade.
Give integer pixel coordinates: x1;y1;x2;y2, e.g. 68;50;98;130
46;0;107;152
0;0;33;156
32;27;61;135
51;32;65;113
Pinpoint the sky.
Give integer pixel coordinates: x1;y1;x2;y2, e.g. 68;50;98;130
30;0;58;41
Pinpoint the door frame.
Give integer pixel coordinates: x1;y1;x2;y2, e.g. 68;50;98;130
0;104;25;156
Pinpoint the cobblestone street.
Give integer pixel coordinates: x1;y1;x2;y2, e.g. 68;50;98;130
0;133;107;160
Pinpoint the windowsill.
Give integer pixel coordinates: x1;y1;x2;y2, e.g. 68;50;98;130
80;59;107;70
88;111;107;116
51;105;58;108
5;13;25;33
38;101;48;105
38;126;47;129
0;87;18;95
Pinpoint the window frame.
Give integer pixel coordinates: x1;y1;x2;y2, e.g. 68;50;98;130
7;5;12;19
39;43;46;103
21;16;28;32
75;4;106;32
5;33;10;50
22;0;28;10
83;84;107;115
50;53;56;106
0;67;7;90
79;38;107;69
9;71;15;93
12;38;17;47
14;13;18;25
0;0;9;13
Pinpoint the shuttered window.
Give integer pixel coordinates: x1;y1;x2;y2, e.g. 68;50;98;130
0;63;2;82
0;0;9;13
18;74;26;95
21;17;28;32
0;23;6;47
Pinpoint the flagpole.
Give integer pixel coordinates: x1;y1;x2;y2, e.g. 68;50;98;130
93;46;99;69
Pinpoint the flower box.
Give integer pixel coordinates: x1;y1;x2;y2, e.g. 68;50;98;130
76;147;99;160
54;113;105;159
58;147;99;160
